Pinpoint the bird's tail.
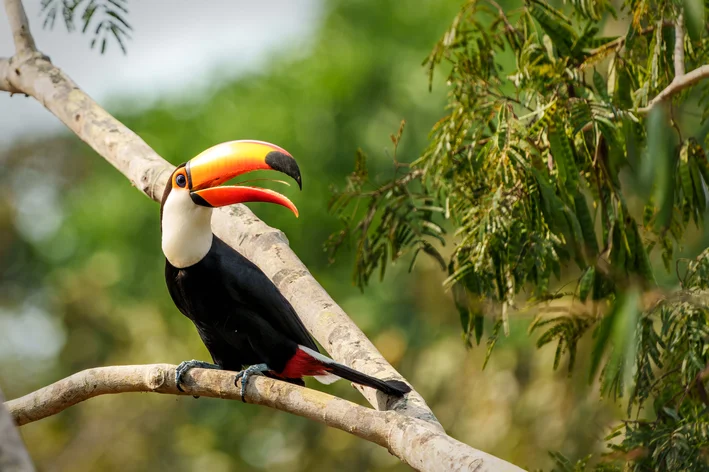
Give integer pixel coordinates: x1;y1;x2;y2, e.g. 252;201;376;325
322;362;411;397
293;346;411;397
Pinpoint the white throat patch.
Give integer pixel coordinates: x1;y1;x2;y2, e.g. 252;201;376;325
161;189;214;268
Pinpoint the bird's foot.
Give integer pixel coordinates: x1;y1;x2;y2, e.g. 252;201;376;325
234;363;269;402
175;359;220;392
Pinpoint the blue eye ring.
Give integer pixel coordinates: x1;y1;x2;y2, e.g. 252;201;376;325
176;174;187;188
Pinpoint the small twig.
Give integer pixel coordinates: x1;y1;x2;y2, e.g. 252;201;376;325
676;258;691;288
485;0;522;40
647;367;682;394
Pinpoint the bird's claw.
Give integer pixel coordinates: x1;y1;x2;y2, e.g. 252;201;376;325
175;359;220;392
234;363;269;402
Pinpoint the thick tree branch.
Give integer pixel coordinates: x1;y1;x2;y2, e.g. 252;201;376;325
5;365;523;472
0;387;34;472
0;0;438;427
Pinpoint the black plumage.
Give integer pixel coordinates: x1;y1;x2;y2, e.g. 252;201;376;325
165;236;314;384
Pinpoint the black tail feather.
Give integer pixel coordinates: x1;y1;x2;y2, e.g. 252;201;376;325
326;362;411;397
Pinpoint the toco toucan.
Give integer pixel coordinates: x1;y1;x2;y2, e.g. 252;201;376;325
160;140;411;400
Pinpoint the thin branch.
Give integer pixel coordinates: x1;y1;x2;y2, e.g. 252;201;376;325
638;65;709;113
3;0;36;54
0;387;34;472
674;13;685;77
0;0;438;427
5;365;524;472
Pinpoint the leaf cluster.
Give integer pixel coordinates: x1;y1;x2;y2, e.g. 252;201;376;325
41;0;131;53
330;0;709;468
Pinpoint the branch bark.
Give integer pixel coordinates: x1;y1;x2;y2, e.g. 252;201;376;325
674;13;685;77
3;0;36;54
5;365;523;472
638;64;709;113
0;0;525;470
636;13;709;113
0;387;35;472
0;58;22;93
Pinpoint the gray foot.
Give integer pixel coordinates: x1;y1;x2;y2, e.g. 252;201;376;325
234;363;269;402
176;359;220;392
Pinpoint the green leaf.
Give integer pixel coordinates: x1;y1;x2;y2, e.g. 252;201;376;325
593;69;609;101
608;288;640;394
574;191;599;258
589;301;616;383
483;320;503;369
694;140;709;186
691;165;706;219
615;64;634;109
474;313;484;346
623;117;642;173
549;115;578;194
610;220;627;269
528;0;577;57
641;106;674;227
679;142;695;207
569;99;592;135
453;282;471;335
632;225;655;285
662;406;680;422
683;0;704;41
579;266;595;301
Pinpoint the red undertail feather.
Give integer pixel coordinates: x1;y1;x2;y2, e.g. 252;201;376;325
276;345;411;397
278;347;331;379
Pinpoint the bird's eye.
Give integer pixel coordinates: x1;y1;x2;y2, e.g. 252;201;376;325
176;174;187;188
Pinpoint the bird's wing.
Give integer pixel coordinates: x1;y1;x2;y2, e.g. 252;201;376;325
165;260;257;369
215;237;320;352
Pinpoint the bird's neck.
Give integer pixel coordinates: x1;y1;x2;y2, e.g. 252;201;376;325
161;191;214;269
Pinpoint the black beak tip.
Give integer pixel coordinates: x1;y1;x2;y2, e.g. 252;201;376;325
265;150;302;190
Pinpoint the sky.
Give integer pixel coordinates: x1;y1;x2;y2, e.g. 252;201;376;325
0;0;321;147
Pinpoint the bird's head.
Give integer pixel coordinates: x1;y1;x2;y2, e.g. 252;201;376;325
160;140;302;268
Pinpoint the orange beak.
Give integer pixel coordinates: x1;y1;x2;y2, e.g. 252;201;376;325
186;140;301;217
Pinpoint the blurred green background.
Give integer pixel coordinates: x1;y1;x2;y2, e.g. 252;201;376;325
0;0;620;470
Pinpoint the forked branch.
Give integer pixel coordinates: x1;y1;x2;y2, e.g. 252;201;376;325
639;64;709;112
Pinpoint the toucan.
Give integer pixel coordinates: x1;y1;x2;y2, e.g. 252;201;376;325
160;140;411;400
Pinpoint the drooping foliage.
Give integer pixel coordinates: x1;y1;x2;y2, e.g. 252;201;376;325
40;0;131;53
330;0;709;468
